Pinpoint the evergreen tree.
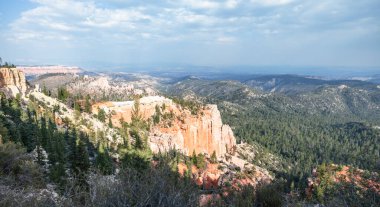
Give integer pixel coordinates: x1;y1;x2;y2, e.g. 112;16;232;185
73;132;90;187
84;95;91;113
131;97;142;126
95;143;114;175
192;150;197;166
131;129;146;150
68;129;77;172
42;84;49;96
97;107;106;122
40;117;48;148
57;87;69;102
108;116;113;128
210;151;217;164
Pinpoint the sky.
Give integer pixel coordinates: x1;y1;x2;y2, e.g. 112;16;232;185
0;0;379;70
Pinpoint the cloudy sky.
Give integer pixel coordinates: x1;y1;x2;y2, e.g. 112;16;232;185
0;0;379;69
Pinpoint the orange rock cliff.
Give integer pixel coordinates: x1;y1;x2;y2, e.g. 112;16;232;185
0;68;28;98
92;96;237;158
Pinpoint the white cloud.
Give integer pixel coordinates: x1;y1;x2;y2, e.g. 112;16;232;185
225;0;240;9
2;0;379;67
216;36;236;44
251;0;294;7
177;0;240;10
180;0;220;9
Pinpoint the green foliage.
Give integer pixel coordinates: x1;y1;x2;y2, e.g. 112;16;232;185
42;84;51;96
108;116;113;128
97;107;106;122
84;95;92;113
153;104;161;124
72;132;90;187
256;182;284;207
171;97;201;115
130;97;149;130
0;57;16;68
0;142;44;188
95;144;114;175
121;150;150;172
131;97;142;123
210;150;217;164
74;101;81;112
196;153;206;169
223;107;380;187
222;185;256;206
57;87;70;102
191;150;197;165
130;128;148;150
86;155;200;207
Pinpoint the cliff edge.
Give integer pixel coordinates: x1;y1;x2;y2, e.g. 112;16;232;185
92;96;236;158
0;68;28;98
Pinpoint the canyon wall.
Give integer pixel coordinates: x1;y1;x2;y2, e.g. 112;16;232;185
92;96;236;157
0;68;28;97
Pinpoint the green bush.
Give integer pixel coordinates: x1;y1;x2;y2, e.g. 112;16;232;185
0;142;44;188
256;183;284;207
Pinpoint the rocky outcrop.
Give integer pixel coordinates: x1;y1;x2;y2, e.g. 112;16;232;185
92;96;236;158
150;104;236;157
0;68;28;97
177;158;272;191
306;164;380;199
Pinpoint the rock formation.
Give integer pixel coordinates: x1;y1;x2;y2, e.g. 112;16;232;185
0;68;28;98
92;96;236;157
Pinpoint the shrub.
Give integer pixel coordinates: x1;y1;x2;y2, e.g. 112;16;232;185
0;142;44;188
256;182;284;207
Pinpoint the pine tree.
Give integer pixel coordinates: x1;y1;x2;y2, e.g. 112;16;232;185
132;129;145;150
131;96;145;129
97;107;106;122
84;95;91;113
210;151;217;164
68;129;77;171
73;132;90;187
95;143;114;175
42;84;49;96
192;150;197;166
153;104;161;124
108;116;113;128
40;117;48;148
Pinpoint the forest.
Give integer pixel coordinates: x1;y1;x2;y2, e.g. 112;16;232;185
1;92;284;206
220;102;380;188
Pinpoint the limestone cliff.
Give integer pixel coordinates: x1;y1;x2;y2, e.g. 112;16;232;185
0;68;28;97
92;96;236;157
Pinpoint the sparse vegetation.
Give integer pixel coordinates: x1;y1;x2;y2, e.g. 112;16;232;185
0;57;16;68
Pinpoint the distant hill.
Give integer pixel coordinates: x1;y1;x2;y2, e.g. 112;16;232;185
241;74;378;94
17;65;83;77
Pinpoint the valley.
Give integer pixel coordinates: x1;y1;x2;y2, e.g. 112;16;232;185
1;65;379;206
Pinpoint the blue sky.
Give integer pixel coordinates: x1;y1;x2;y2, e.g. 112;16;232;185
0;0;379;69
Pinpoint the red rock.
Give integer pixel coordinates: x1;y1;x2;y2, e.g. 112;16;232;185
196;177;203;186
